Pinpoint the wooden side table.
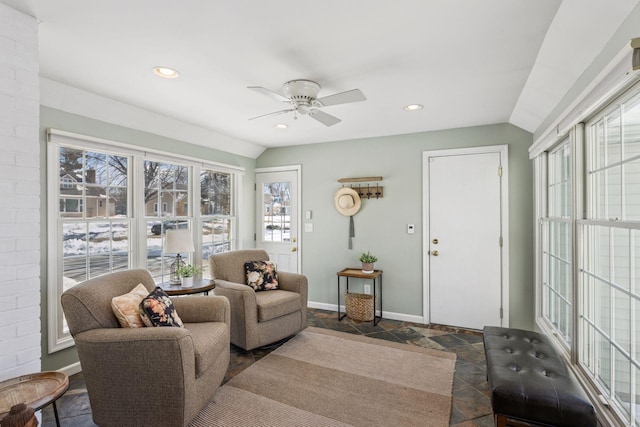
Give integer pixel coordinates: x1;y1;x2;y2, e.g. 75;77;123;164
337;268;383;325
159;278;215;296
0;372;69;427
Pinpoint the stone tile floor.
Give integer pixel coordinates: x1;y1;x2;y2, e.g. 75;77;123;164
42;308;494;426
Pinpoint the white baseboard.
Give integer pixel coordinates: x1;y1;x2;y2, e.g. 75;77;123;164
308;301;425;325
58;361;82;376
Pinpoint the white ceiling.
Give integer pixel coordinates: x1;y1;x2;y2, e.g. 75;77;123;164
2;0;639;156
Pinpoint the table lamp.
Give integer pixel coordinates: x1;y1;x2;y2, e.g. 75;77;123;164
163;229;195;284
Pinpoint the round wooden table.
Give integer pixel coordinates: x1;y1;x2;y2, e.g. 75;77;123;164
159;278;215;296
0;371;69;427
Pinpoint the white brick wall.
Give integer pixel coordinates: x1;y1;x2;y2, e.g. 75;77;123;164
0;2;41;379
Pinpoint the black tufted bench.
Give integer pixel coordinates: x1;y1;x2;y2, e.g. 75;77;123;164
482;326;596;427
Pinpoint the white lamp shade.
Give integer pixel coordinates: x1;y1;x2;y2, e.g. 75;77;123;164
163;229;195;254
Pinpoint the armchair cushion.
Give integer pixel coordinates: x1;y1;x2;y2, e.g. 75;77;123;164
185;322;229;377
139;287;184;327
245;260;279;291
256;289;301;322
111;283;148;328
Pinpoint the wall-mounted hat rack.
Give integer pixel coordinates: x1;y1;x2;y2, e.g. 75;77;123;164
337;176;384;199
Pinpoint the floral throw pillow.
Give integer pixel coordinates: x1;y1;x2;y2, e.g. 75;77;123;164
139;287;184;327
244;260;279;291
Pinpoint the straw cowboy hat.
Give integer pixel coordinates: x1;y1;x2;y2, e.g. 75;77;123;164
334;187;361;216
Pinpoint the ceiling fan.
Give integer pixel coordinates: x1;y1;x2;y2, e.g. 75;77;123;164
248;79;366;126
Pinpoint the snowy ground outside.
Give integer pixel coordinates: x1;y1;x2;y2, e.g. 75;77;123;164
62;221;228;286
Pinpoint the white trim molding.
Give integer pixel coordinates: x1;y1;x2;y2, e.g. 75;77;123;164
530;44;640;159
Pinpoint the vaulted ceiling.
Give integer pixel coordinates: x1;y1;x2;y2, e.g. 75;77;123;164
3;0;639;156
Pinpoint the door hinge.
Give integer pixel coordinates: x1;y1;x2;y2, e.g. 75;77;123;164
498;166;503;177
500;307;504;319
254;183;256;191
499;236;503;247
254;233;256;241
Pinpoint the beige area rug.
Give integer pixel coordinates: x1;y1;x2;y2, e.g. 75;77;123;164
190;327;457;427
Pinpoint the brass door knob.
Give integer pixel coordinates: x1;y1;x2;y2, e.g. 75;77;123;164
432;250;439;256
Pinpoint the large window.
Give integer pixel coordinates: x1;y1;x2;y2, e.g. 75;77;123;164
580;90;640;425
144;160;192;283
54;147;132;342
200;169;234;278
536;84;640;426
541;140;573;346
47;130;241;352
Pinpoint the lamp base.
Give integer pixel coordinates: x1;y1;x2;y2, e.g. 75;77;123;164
170;254;185;284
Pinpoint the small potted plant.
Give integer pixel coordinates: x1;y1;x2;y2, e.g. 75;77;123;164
176;264;202;287
359;251;378;273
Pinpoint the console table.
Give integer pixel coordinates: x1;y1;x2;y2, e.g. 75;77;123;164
337;268;383;325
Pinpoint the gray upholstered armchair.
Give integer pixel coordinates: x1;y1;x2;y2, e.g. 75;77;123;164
209;249;308;350
60;269;230;427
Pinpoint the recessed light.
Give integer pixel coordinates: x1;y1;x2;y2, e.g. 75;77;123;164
273;123;288;129
403;104;423;111
153;66;179;79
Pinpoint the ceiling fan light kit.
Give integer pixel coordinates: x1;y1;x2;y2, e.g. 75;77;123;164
248;79;366;127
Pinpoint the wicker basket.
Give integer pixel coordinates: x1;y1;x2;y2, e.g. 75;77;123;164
345;292;374;321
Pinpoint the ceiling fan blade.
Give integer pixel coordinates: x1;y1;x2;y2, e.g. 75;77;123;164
308;110;341;127
316;89;366;107
248;109;295;121
247;86;289;102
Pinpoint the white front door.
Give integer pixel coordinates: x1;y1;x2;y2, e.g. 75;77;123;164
256;167;300;273
423;146;508;330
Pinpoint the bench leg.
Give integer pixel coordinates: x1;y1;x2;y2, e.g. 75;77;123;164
495;414;541;427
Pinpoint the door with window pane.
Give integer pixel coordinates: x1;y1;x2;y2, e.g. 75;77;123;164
256;170;299;273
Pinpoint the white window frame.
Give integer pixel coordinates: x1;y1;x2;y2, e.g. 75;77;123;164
579;89;640;424
198;167;237;277
532;44;640;425
47;129;244;353
539;138;574;349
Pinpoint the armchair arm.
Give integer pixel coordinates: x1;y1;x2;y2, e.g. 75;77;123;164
277;271;308;295
172;295;230;324
214;279;255;294
213;279;258;349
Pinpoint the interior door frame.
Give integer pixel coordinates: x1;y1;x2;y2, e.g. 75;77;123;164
255;165;302;273
422;145;509;327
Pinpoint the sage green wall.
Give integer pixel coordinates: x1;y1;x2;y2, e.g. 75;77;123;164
39;106;257;371
256;123;535;329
